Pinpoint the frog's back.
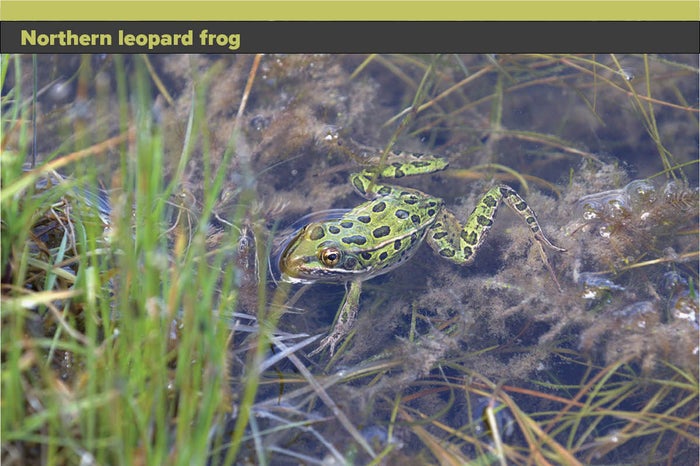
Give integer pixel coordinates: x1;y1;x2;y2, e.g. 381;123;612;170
319;192;440;277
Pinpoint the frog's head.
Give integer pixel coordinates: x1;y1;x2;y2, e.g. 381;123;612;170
278;222;365;283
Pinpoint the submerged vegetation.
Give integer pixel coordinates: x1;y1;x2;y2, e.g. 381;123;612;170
2;54;698;465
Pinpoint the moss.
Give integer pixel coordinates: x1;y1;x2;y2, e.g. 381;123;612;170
5;53;698;465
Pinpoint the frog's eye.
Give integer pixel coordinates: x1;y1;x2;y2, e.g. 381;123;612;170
319;247;342;267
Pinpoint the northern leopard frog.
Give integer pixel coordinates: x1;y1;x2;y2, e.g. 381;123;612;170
279;142;564;356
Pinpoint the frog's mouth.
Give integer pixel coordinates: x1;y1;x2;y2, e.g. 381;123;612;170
279;271;315;284
278;253;313;283
275;229;310;283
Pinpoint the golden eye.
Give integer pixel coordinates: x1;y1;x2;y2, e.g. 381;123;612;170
319;247;341;267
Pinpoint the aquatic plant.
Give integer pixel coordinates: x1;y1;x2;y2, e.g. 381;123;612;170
2;53;698;465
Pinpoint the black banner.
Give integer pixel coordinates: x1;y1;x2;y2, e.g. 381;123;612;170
2;21;699;53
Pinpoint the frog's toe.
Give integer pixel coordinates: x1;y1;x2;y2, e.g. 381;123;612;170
308;334;338;357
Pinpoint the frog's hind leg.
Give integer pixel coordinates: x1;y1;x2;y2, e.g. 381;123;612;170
426;185;565;290
350;157;449;199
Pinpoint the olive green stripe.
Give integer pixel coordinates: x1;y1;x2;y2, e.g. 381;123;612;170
1;1;698;21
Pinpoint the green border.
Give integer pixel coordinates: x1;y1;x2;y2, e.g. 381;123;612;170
1;1;699;21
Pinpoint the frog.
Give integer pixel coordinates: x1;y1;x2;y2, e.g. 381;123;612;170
278;147;564;357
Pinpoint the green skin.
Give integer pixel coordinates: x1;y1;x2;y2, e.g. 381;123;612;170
279;155;564;356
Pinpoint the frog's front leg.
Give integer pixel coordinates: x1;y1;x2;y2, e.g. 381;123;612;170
308;280;363;357
427;185;565;287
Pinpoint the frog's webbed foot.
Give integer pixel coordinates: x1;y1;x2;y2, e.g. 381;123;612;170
309;329;345;357
498;185;567;291
526;207;566;293
308;280;362;357
533;234;565;292
533;229;566;253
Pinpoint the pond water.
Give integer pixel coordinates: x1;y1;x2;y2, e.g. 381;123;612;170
5;54;698;465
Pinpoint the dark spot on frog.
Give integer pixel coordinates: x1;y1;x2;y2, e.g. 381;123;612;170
463;246;473;259
309;226;325;240
342;235;367;245
372;201;387;212
372;226;390;238
477;215;493;227
353;178;367;195
484;195;498;208
343;257;358;269
461;230;478;245
395;209;409;219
